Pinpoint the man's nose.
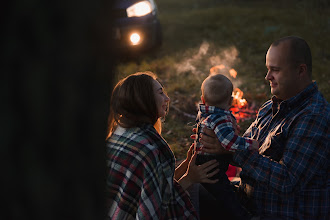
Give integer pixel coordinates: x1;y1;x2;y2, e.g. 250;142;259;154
265;71;272;80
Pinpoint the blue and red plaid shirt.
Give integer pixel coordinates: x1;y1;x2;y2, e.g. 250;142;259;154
195;104;253;155
106;123;197;220
234;82;330;219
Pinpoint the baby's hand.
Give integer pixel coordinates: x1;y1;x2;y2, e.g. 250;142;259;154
249;139;259;151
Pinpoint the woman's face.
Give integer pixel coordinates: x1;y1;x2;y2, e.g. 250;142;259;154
152;79;170;118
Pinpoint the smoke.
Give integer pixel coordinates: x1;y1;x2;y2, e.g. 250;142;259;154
175;41;210;75
175;41;242;88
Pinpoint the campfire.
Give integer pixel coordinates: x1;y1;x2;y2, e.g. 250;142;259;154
210;65;257;122
230;87;257;122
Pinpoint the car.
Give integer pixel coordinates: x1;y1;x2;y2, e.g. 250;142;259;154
112;0;162;53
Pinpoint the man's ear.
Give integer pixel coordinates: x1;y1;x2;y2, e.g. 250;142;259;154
298;63;308;78
201;95;205;104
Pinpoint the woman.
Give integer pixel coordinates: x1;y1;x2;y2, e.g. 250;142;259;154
106;71;219;219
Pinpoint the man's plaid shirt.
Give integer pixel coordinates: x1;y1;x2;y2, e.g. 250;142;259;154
195;104;253;154
234;82;330;219
106;123;197;219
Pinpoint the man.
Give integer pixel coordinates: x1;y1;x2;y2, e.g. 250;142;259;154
200;36;329;219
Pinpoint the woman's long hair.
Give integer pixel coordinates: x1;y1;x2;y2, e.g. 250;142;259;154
106;72;163;139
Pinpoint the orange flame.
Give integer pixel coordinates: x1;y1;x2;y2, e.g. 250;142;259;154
229;69;237;78
232;88;247;108
210;64;225;75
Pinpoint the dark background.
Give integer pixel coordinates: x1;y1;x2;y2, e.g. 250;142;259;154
2;0;116;219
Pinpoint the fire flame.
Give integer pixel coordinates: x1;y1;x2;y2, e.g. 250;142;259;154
209;65;225;75
230;86;256;122
232;88;247;108
229;68;237;78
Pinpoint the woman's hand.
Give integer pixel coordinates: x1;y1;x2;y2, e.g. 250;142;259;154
186;151;219;184
177;148;220;190
174;144;194;181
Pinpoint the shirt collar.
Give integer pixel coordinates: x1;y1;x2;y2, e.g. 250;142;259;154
198;104;230;115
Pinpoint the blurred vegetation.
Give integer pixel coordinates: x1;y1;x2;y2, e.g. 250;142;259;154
113;0;330;159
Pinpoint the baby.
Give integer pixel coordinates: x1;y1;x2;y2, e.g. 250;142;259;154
194;73;258;219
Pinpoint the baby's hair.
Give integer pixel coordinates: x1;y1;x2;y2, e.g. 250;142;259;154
201;74;233;107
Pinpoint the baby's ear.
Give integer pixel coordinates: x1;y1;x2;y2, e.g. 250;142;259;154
201;95;205;104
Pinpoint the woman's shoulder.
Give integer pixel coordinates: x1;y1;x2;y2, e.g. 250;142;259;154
108;126;175;179
109;125;154;145
108;124;168;157
106;128;160;171
109;123;172;153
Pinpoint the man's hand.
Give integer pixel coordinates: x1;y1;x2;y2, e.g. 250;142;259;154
249;139;259;151
199;128;232;155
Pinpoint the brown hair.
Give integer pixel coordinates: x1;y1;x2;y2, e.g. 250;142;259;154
106;71;160;139
201;74;233;107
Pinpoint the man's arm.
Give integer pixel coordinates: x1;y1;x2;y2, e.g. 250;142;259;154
234;114;329;194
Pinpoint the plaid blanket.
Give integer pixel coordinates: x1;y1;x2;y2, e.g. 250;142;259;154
106;123;197;219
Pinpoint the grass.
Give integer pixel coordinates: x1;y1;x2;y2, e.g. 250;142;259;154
113;0;330;159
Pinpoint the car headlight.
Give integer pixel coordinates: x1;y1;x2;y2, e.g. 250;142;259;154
126;1;155;17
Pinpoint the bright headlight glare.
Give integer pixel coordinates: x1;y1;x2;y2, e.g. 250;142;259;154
130;33;141;45
127;1;153;17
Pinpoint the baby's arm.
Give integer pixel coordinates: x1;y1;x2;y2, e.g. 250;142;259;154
207;115;259;151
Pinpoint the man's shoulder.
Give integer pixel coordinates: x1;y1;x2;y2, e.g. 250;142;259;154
293;82;329;116
294;90;330;124
307;90;329;114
